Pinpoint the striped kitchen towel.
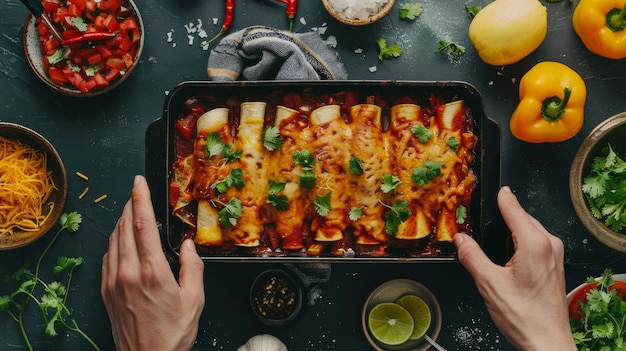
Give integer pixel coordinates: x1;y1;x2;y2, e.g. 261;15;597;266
207;26;348;81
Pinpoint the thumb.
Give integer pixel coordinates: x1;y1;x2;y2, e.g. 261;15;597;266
178;239;205;299
454;233;495;280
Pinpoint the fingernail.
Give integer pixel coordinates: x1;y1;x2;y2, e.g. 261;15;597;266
134;175;142;186
184;238;196;250
501;185;512;193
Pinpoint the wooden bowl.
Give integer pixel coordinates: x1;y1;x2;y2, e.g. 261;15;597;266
570;112;626;252
321;0;396;26
0;123;67;250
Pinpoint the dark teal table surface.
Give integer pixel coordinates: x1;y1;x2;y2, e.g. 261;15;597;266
2;0;626;350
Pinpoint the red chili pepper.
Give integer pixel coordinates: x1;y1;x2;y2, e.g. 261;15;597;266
201;0;235;48
63;31;118;45
286;0;297;31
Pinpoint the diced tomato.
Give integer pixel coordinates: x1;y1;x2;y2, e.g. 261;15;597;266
63;28;81;41
94;14;106;29
106;57;125;71
69;0;87;11
175;115;198;141
78;79;91;93
98;0;123;12
169;181;180;208
37;22;50;36
86;53;102;65
43;37;61;52
48;67;67;85
92;73;109;87
42;0;61;12
103;14;120;31
104;67;120;81
96;45;113;59
131;29;141;43
122;52;133;68
68;3;82;17
119;17;137;31
86;0;97;12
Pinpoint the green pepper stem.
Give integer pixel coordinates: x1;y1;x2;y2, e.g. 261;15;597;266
607;2;626;32
542;87;571;121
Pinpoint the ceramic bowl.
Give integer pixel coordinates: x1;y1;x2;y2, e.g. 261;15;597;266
321;0;396;26
23;0;144;96
362;279;442;351
0;122;67;250
570;112;626;252
249;269;303;327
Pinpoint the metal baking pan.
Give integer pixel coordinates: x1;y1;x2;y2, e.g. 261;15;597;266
145;80;505;262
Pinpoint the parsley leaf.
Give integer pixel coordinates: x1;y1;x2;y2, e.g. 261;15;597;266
399;2;423;21
411;161;443;185
211;168;245;193
349;157;364;175
456;205;467;224
381;174;401;193
349;207;363;221
267;180;289;210
222;144;242;163
448;136;460;152
377;38;403;61
262;126;283;151
582;143;626;232
411;123;433;143
217;198;243;226
314;192;332;217
85;64;100;77
47;49;64;65
205;132;224;158
437;41;466;59
299;171;316;189
293;149;315;170
71;17;87;32
384;200;411;235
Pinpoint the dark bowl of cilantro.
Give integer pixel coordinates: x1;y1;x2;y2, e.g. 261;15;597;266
570;112;626;252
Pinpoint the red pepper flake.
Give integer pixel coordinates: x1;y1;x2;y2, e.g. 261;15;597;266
252;274;298;320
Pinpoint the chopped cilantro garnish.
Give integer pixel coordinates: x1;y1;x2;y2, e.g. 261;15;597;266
71;17;87;32
47;49;64;65
377;38;403;61
205;132;224;158
211;168;245;193
456;204;467;224
222;144;242;163
293;149;315;170
217;198;242;226
437;41;466;59
349;157;364;175
399;2;423;21
411;123;433;143
85;64;100;77
582;143;626;232
465;5;482;18
313;192;332;217
411;161;443;185
262;126;283;151
448;136;460;152
381;174;401;193
384;200;411;235
349;206;363;221
299;171;316;189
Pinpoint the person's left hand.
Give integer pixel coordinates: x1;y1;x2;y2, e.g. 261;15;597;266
101;175;205;351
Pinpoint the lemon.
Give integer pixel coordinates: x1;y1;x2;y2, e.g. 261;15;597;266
368;302;415;345
468;0;547;66
395;295;431;339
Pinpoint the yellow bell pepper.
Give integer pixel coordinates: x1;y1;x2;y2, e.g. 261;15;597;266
510;62;586;143
573;0;626;59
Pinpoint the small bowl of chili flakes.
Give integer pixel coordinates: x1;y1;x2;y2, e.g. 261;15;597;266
250;268;303;327
23;0;144;96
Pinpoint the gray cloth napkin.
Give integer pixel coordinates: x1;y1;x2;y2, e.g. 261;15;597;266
207;26;348;81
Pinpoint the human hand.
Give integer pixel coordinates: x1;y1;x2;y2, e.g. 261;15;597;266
454;186;576;351
101;175;205;351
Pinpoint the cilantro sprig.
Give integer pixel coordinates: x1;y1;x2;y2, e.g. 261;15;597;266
399;2;423;21
262;126;283;151
211;168;245;193
570;268;626;350
267;180;289;210
383;200;411;235
437;41;466;59
205;132;241;162
582;143;626;232
377;38;403;61
0;212;100;350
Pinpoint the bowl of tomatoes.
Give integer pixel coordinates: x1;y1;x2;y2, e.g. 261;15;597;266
23;0;144;96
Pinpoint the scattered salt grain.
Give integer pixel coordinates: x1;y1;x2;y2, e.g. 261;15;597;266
324;35;338;48
300;17;306;25
328;0;390;20
369;66;377;72
187;35;194;46
212;18;219;25
354;48;363;54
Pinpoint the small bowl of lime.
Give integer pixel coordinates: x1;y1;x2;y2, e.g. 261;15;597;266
362;279;442;351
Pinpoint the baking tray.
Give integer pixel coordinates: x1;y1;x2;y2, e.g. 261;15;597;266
146;80;506;262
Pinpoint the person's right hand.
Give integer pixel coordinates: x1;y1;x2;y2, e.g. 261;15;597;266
101;175;205;351
454;186;576;351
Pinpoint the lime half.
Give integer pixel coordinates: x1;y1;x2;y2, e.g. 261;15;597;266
395;295;431;339
368;302;415;345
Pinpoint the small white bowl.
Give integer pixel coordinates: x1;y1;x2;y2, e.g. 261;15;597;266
362;279;442;351
321;0;396;26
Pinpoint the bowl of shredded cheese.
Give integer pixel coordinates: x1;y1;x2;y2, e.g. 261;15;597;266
321;0;396;26
0;122;67;250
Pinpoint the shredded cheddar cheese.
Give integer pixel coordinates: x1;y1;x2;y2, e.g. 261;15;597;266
0;136;56;235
